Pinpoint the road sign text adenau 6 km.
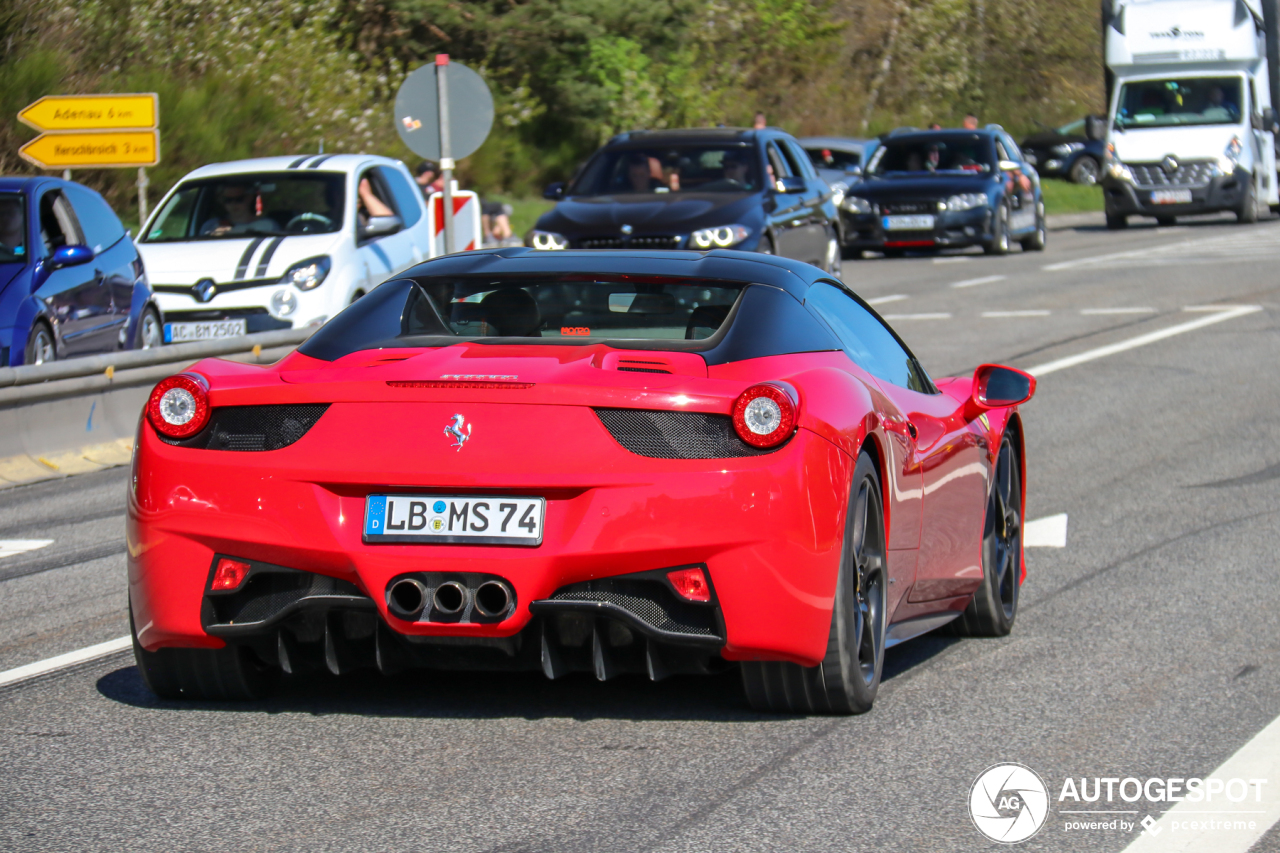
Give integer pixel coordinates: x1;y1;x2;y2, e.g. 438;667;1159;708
18;93;160;169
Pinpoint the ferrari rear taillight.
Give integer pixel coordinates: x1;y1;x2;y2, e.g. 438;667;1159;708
667;567;711;602
211;558;251;592
731;383;797;448
146;373;210;439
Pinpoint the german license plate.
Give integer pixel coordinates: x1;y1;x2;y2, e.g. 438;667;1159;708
363;495;545;546
883;214;935;230
163;319;247;343
1150;189;1192;205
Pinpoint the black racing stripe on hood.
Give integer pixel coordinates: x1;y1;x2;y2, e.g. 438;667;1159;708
306;155;337;170
235;237;265;280
254;237;284;278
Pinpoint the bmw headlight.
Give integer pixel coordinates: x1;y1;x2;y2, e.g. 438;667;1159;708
842;195;874;214
690;224;751;249
283;255;331;291
529;230;568;251
1051;142;1085;156
942;193;987;212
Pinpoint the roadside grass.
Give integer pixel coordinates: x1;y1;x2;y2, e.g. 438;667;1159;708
489;196;555;239
1041;178;1103;215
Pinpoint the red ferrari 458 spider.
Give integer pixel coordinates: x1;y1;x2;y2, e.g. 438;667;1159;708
128;248;1034;714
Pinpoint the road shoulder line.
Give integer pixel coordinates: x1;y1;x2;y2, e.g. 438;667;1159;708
0;635;131;689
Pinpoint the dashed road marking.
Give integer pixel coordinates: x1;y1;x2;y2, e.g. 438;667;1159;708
867;294;908;305
0;540;54;559
882;312;952;320
983;310;1051;318
0;635;132;689
1028;305;1262;376
932;256;972;264
1080;307;1157;315
951;275;1006;289
1024;514;1067;548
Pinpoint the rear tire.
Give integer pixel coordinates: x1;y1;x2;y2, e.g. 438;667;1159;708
1237;177;1259;224
951;432;1023;637
24;321;55;365
1105;212;1128;230
131;607;277;701
741;452;887;714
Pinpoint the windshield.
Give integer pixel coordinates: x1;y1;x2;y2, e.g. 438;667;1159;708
299;276;748;360
570;145;762;195
143;173;345;241
0;194;26;263
868;134;995;175
806;146;862;171
1116;77;1244;129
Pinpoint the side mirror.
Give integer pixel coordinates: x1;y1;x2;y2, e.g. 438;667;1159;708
967;364;1036;419
50;244;94;270
543;182;566;201
998;160;1021;172
848;165;863;177
776;175;806;194
359;215;402;239
1084;115;1107;141
1262;107;1277;132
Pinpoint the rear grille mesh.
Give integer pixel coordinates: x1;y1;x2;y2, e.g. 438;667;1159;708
160;404;330;451
594;408;778;459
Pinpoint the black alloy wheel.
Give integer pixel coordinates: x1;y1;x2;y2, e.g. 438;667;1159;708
952;432;1023;636
984;203;1010;255
1069;156;1100;186
741;451;887;714
24;322;55;365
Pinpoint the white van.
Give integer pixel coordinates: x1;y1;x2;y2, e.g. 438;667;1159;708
137;154;431;340
1101;0;1280;227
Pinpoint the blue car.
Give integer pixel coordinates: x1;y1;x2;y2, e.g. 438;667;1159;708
0;176;159;366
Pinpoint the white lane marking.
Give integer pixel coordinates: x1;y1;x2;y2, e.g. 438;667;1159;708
1081;307;1156;315
1023;514;1067;548
0;635;132;689
867;294;908;305
1027;305;1262;377
882;312;952;320
951;275;1006;289
932;256;971;264
982;310;1051;318
0;540;54;559
1121;712;1280;853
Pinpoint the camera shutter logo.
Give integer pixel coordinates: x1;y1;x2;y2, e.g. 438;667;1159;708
969;763;1050;844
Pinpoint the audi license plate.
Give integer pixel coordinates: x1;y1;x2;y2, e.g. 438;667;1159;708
883;214;935;231
363;495;545;546
1150;189;1192;205
163;319;247;343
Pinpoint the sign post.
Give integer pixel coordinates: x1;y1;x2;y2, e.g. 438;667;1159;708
17;93;160;223
393;60;493;255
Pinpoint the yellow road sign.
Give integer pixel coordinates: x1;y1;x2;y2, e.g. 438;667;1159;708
19;130;160;169
18;93;158;132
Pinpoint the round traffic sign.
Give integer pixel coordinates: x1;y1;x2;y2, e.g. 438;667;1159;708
394;62;494;161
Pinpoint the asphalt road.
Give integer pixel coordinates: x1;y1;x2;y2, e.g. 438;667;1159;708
2;213;1279;852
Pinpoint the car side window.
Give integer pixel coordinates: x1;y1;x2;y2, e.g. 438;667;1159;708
1001;133;1024;162
765;142;792;184
355;168;398;235
377;166;423;227
783;140;817;179
38;190;85;256
64;185;125;253
805;281;935;393
995;139;1010;162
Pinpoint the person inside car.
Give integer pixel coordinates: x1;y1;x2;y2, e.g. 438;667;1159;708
0;197;23;258
357;177;394;222
200;185;280;236
1204;85;1239;122
626;153;663;193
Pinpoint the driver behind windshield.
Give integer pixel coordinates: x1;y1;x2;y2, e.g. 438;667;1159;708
200;184;281;236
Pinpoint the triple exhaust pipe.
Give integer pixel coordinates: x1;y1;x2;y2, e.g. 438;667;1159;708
387;577;513;621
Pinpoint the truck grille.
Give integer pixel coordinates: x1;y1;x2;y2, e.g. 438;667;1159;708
1128;161;1215;188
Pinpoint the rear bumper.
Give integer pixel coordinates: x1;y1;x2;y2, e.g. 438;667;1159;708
128;408;852;668
1102;169;1248;218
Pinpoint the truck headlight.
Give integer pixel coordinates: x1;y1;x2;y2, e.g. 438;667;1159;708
842;196;873;214
942;193;987;212
1218;136;1243;174
283;255;331;291
529;230;568;250
691;225;751;248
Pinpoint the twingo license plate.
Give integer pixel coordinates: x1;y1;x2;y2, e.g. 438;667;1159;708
883;214;936;230
1150;189;1192;205
163;319;247;343
363;495;545;546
